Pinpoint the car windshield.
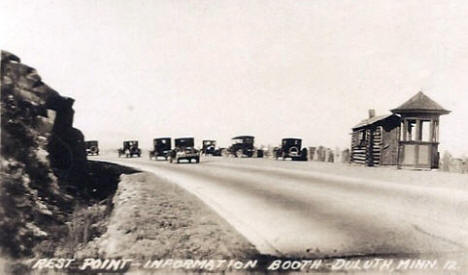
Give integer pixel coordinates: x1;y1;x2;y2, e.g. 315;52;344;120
176;139;194;147
156;139;169;145
125;141;138;147
243;138;254;144
233;138;243;144
284;139;296;143
233;138;253;144
283;139;301;146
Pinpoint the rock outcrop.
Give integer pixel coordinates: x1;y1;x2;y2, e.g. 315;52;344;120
0;50;88;259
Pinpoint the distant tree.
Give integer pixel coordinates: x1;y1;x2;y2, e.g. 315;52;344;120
462;155;468;174
341;149;350;163
441;151;452;172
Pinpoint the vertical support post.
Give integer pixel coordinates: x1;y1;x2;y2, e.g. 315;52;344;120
366;129;374;166
396;129;401;169
429;119;435;142
397;119;405;169
416;119;422;141
402;119;408;141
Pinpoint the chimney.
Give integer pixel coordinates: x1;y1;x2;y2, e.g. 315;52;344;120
368;109;376;118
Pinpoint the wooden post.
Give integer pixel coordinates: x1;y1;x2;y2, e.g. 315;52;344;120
402;119;408;141
396;125;401;169
429;119;436;142
416;119;422;141
367;128;374;166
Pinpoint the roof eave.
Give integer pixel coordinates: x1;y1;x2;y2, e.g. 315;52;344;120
391;108;450;115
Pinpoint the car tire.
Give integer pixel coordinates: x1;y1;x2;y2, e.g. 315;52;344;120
300;148;308;161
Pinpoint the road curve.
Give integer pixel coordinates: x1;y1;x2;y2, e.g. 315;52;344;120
93;155;468;258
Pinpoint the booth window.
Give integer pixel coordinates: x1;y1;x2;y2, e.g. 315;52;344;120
420;120;431;142
406;120;416;141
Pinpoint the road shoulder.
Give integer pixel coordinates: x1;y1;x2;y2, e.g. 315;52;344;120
86;171;258;262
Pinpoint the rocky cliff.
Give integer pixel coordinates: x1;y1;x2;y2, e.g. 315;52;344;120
0;50;89;260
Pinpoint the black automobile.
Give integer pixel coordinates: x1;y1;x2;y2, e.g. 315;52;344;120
118;140;141;158
228;135;258;158
149;137;171;160
200;140;217;155
212;147;224;157
85;140;99;156
202;140;224;156
169;137;200;163
275;138;308;161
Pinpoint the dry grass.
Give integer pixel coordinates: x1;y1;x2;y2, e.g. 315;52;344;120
58;203;108;257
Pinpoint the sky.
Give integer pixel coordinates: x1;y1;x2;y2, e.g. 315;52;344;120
1;0;467;155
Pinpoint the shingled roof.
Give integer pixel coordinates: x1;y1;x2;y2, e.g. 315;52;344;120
391;91;450;115
352;114;399;130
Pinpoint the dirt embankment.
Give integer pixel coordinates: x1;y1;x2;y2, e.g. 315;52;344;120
101;172;258;260
51;161;139;257
74;171;258;272
1;161;138;274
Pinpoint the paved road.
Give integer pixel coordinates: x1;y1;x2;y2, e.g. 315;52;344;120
94;155;468;258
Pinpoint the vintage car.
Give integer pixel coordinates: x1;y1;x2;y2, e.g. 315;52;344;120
201;140;216;155
212;147;224;157
201;140;223;156
169;137;200;163
228;135;263;158
149;137;171;160
118;140;141;158
85;140;99;156
274;138;308;161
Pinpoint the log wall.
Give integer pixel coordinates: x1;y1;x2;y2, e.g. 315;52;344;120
351;129;368;165
351;126;383;166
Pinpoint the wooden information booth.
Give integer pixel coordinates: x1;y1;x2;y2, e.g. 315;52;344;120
391;92;450;169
